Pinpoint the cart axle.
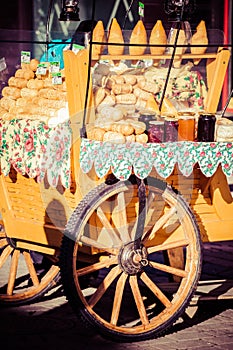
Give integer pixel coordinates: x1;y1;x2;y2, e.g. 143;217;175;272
118;241;148;275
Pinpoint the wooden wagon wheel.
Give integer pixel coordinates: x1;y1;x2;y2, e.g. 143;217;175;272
0;224;60;305
60;175;202;342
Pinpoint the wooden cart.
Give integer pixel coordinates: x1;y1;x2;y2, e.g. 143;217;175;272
0;33;232;341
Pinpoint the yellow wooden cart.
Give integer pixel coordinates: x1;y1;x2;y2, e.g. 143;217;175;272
0;31;232;341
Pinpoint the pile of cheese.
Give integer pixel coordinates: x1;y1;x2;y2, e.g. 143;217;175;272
0;59;68;125
87;61;179;143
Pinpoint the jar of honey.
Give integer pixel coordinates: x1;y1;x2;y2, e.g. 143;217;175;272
178;114;195;141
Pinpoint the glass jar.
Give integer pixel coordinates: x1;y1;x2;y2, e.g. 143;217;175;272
139;114;156;132
178;115;195;141
148;121;165;143
164;119;178;142
197;114;216;142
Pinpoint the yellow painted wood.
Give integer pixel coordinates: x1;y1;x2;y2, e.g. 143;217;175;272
91;52;220;61
199;220;233;242
7;249;20;295
209;167;233;219
205;48;231;113
23;251;40;286
63;49;101;202
17;241;57;256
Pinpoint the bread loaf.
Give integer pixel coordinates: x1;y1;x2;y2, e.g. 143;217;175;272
149;20;167;55
87;127;106;141
112;83;133;95
8;77;28;89
21;88;38;98
27;78;44;90
135;133;148;143
15;68;35;80
129;20;147;56
107;18;124;55
191;21;208;65
92;20;106;56
29;58;40;72
0;96;16;110
115;93;137;105
2;86;21;100
103;131;125;143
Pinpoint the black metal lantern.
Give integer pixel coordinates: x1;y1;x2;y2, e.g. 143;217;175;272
164;0;196;21
59;0;80;21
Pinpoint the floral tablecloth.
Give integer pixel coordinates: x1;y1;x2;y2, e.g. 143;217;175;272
1;121;233;189
80;138;233;180
156;70;207;110
0;119;72;188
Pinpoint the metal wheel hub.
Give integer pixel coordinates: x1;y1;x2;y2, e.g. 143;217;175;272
118;242;148;275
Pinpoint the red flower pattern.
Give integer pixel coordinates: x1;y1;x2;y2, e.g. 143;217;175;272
25;136;34;152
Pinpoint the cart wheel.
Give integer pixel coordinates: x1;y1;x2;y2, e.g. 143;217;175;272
0;225;60;305
60;176;202;342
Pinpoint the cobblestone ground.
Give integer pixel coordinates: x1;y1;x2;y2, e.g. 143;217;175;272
0;241;233;350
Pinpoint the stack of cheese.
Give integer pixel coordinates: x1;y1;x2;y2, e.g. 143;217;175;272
89;63;159;143
93;64;161;115
87;104;148;144
0;59;67;125
89;60;180;143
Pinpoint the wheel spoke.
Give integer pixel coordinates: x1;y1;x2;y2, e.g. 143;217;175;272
112;192;131;243
77;256;118;276
144;192;162;227
129;275;149;326
23;251;40;286
129;191;161;241
80;235;119;254
149;260;188;278
147;239;189;254
0;245;14;268
0;238;8;248
96;206;122;245
88;265;122;308
7;249;20;295
140;272;172;308
111;272;128;325
142;206;177;243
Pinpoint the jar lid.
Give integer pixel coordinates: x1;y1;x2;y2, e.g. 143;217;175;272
178;115;195;120
198;112;216;117
164;117;178;122
149;121;164;125
178;111;196;117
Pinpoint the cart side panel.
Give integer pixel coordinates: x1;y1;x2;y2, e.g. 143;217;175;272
205;47;231;113
0;168;77;252
147;166;233;243
63;49;101;200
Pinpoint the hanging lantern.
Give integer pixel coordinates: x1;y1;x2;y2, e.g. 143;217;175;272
164;0;196;21
59;0;80;21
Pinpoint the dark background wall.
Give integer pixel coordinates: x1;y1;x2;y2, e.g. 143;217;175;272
0;0;33;29
143;0;224;30
0;0;227;31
